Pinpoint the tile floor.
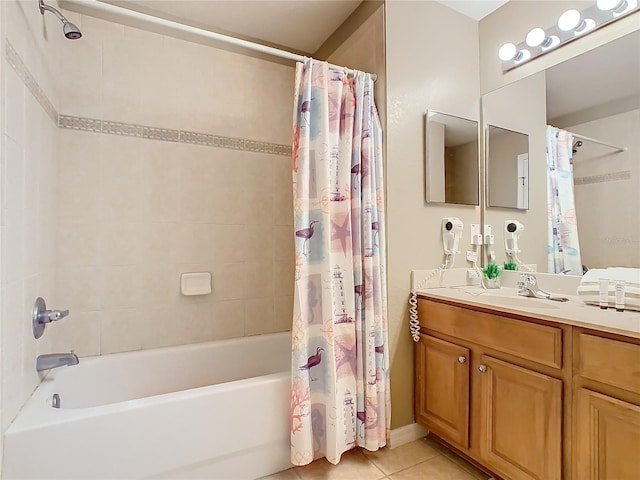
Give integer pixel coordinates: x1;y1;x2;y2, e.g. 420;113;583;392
261;435;493;480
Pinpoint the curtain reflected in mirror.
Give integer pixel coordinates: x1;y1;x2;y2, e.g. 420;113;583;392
486;125;529;210
425;111;479;205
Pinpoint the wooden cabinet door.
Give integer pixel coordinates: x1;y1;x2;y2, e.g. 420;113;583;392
415;334;470;448
575;388;640;480
479;355;562;480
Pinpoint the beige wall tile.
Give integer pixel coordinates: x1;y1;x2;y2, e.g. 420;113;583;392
57;224;101;267
274;225;295;262
274;260;294;297
245;298;275;336
273;295;293;333
100;265;143;310
58;130;101;188
5;66;25;144
47;311;102;357
55;266;102;312
100;308;147;354
207;300;246;340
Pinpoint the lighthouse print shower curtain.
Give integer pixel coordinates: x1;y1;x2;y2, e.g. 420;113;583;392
289;59;389;466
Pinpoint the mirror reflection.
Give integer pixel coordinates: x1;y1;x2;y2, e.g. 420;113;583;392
482;30;640;274
486;125;529;210
425;111;479;205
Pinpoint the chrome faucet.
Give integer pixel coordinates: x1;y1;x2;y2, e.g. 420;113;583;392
517;274;569;302
36;351;79;372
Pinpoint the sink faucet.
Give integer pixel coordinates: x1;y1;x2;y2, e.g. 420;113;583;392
517;274;569;302
36;351;79;372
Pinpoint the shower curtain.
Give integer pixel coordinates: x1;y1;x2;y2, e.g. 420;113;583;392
547;126;583;275
289;59;389;466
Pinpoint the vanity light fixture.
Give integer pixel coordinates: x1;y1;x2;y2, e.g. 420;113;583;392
498;0;639;71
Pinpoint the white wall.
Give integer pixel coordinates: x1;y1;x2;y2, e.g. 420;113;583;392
385;0;480;429
1;0;65;465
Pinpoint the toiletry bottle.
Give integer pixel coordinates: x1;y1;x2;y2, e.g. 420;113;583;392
598;278;609;309
615;280;626;312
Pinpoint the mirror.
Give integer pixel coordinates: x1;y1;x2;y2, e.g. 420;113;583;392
425;111;479;205
486;125;529;209
482;30;640;273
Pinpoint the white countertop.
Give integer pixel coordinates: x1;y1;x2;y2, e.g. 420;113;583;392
417;286;640;339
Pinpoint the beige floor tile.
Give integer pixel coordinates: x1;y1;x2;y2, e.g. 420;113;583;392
296;448;386;480
389;455;478;480
259;468;301;480
363;438;441;475
441;449;492;480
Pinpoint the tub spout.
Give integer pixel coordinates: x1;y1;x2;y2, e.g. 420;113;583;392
36;351;79;372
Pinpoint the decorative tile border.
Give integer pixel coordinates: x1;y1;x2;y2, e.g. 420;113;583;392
5;38;292;157
575;170;631;185
6;40;58;125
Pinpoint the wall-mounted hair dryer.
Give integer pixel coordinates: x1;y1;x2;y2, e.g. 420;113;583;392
505;220;525;266
443;217;464;255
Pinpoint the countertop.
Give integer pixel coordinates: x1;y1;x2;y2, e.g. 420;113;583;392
417;286;640;340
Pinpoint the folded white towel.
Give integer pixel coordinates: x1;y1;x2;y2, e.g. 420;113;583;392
577;267;640;311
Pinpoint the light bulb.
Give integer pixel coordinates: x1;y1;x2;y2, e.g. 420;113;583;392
597;0;626;11
558;9;581;31
498;43;517;61
526;28;547;47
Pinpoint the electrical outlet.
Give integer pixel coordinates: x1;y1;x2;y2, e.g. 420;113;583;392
467;268;480;279
466;250;478;263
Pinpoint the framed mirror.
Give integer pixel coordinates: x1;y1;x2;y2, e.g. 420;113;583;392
425;111;479;205
486;125;529;209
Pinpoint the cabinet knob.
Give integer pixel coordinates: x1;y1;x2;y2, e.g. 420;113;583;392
457;356;466;364
478;364;488;373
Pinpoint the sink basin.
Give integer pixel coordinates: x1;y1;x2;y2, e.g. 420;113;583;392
479;295;562;309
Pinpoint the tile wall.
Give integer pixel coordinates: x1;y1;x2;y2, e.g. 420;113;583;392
50;13;296;356
1;0;63;448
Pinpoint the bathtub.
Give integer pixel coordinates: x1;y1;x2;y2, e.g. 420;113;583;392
3;332;292;479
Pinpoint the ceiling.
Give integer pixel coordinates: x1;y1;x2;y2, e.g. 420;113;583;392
114;1;509;54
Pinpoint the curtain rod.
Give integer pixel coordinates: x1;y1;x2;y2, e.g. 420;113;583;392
570;131;627;153
63;0;377;80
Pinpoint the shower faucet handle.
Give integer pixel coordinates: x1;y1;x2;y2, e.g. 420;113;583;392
33;297;70;339
42;310;70;322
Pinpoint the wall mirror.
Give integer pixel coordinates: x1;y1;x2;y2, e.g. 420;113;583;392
482;30;640;273
425;111;479;205
486;125;529;209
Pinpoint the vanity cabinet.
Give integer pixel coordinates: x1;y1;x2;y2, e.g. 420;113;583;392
416;296;640;480
479;355;562;480
573;331;640;478
415;335;470;449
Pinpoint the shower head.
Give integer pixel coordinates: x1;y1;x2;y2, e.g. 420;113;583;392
39;0;82;40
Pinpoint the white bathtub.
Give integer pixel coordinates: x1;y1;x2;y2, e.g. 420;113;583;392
3;332;292;479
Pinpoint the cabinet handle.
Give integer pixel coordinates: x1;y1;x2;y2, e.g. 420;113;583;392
478;364;488;373
457;356;466;364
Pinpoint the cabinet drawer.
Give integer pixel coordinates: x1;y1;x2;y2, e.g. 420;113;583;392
575;333;640;394
418;299;562;368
